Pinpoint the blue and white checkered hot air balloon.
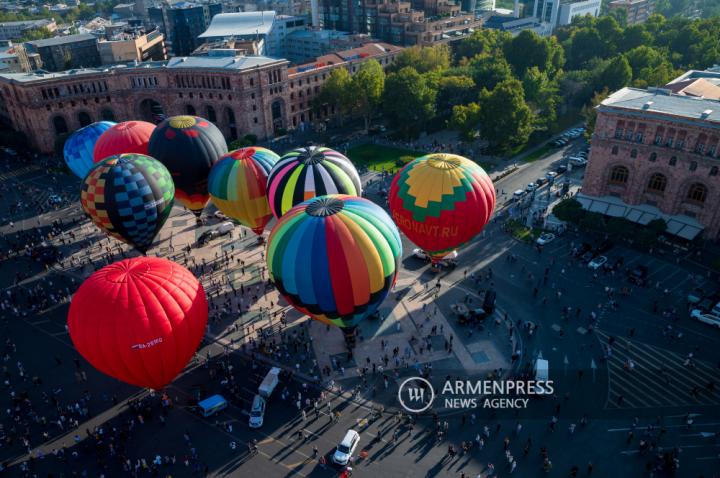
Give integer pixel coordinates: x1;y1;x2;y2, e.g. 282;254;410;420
63;121;116;178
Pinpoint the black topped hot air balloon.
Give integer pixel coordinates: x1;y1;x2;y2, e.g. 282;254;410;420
148;115;228;217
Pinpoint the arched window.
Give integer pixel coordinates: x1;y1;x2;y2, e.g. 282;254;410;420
630;149;638;158
647;173;667;193
687;183;707;203
185;104;196;115
648;152;656;162
78;111;91;127
609;166;629;185
206;105;217;123
669;156;677;166
711;166;718;176
611;146;618;155
53;115;68;135
100;108;115;121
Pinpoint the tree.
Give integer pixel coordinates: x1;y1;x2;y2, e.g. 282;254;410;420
453;29;510;63
596;55;632;92
382;67;437;138
390;45;451;74
567;28;604;69
436;75;476;114
503;30;552;77
468;54;512;91
476;79;534;153
313;67;353;126
581;88;609;139
450;102;482;140
621;25;652;51
351;59;385;131
19;28;54;42
552;198;584;223
596;16;622;55
522;67;559;129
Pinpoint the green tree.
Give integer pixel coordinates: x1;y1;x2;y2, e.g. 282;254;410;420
382;67;437;137
567;27;604;69
596;55;632;92
468;54;512;91
476;79;534;153
436;75;476;115
450;102;482;140
313;67;353;126
522;67;559;129
621;24;652;51
390;45;451;74
581;88;609;139
453;29;510;63
350;59;385;131
503;30;552;77
19;28;54;42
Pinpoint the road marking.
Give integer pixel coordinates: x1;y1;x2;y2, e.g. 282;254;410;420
608;422;720;432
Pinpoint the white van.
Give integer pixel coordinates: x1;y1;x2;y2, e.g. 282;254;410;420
248;394;266;428
259;367;280;398
333;429;360;465
217;222;234;235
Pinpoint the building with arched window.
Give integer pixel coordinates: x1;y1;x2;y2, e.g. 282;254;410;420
577;73;720;241
0;41;402;153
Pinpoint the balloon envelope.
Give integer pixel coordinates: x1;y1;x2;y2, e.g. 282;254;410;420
93;121;156;162
209;147;279;235
68;257;208;390
148;115;227;216
80;154;175;253
64;121;116;178
389;153;495;261
266;146;362;219
267;194;402;329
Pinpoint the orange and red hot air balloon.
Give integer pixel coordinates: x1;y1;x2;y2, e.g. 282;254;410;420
93;121;156;162
389;153;496;263
67;257;208;390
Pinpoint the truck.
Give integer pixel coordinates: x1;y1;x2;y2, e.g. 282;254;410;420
258;367;281;398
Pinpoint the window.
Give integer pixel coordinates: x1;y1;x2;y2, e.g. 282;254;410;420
635;132;644;143
696;143;705;154
630;149;637;158
708;145;717;157
615;128;624;139
252;105;257;111
250;78;254;86
253;117;258;124
710;166;718;176
669;156;677;166
611;146;618;155
676;139;684;149
625;129;633;141
648;152;656;162
689;161;697;171
646;173;667;193
609;166;629;185
687;183;707;203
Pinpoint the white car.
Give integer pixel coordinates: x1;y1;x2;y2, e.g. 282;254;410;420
588;256;607;270
214;210;228;220
569;157;588;167
413;248;458;262
513;189;525;201
545;171;558;181
536;233;556;245
691;309;720;328
526;183;537;192
333;430;360;466
248;395;266;428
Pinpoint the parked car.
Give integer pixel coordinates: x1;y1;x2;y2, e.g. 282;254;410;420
628;265;649;286
545;171;558;181
333;430;361;466
213;210;228;220
588;256;608;270
535;177;547;186
197;230;221;246
248;394;266;428
48;194;62;206
368;124;387;134
690;309;720;328
412;248;458;265
555;165;568;174
526;183;537;192
580;251;595;264
569;156;588;167
574;243;592;257
513;189;525;201
687;287;706;305
536;233;556;245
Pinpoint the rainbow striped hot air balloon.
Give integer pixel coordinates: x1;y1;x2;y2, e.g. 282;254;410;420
266;146;362;219
267;195;401;340
208;147;279;235
389;153;496;263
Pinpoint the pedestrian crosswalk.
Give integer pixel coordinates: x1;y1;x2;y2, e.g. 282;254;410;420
597;330;720;409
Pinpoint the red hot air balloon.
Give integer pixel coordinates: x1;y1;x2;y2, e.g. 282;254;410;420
67;257;208;390
93;121;156;162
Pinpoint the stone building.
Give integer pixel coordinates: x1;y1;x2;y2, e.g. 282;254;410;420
25;33;101;72
578;82;720;241
608;0;655;25
0;41;401;153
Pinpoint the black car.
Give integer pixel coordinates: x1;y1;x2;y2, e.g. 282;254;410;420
535;177;547;186
628;265;649;286
574;242;592;257
581;251;595;264
555;165;568;174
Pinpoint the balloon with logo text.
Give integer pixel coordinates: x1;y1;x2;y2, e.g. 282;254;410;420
388;153;496;263
266;195;401;346
67;257;208;390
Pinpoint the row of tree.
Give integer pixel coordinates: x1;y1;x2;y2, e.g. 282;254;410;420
314;14;720;154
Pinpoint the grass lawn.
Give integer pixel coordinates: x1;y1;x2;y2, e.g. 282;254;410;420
346;144;425;172
505;219;543;242
522;143;555;163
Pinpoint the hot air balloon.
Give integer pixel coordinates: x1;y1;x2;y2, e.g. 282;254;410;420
63;121;116;178
267;195;402;343
208;147;279;235
80;154;175;253
389;153;496;263
67;257;208;390
266;146;362;219
148;115;227;217
93;121;156;162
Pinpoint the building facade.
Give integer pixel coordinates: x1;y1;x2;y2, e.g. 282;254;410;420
0;44;43;72
148;2;223;56
25;33;101;72
608;0;654;24
98;29;167;65
0;19;57;41
532;0;601;31
578;86;720;240
0;41;401;152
